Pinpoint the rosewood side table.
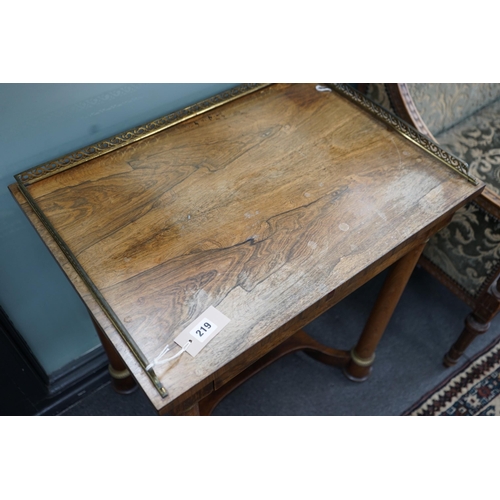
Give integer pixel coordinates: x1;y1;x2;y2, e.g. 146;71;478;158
10;84;483;415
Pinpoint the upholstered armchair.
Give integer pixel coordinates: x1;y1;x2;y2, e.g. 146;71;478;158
360;83;500;366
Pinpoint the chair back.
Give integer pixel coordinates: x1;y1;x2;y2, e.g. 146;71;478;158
407;83;500;136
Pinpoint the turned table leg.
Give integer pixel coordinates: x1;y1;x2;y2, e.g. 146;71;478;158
89;315;138;394
344;241;427;381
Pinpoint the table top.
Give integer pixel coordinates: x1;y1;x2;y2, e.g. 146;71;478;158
10;83;483;413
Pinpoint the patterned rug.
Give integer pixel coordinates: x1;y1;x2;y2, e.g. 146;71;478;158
404;337;500;416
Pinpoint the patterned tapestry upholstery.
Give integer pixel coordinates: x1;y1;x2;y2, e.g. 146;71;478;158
425;95;500;297
423;201;500;297
407;83;500;137
437;99;500;196
366;84;394;114
365;83;500;299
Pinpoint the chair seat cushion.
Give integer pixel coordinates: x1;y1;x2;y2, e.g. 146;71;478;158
436;98;500;195
423;201;500;298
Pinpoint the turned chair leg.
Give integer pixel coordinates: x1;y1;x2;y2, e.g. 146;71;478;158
444;277;500;367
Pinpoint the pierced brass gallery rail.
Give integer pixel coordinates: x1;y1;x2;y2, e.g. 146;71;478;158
17;83;270;186
13;82;476;399
14;83;269;399
327;83;478;185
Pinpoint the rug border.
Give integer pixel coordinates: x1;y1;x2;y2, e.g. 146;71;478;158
402;335;500;415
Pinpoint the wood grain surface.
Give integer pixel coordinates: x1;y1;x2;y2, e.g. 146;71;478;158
12;83;483;413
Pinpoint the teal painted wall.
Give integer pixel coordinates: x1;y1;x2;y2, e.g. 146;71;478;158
0;83;237;375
